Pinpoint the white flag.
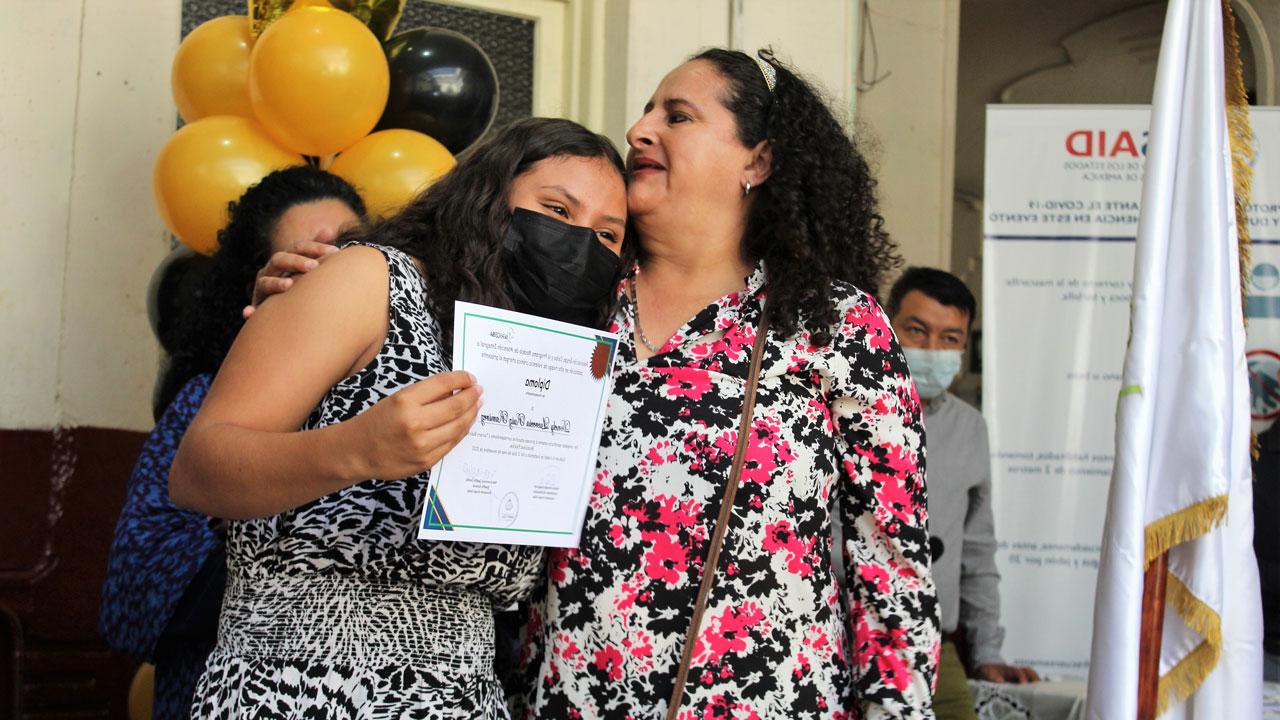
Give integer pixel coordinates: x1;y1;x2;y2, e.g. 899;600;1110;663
1085;0;1262;718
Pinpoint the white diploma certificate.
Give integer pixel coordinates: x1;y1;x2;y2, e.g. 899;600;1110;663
418;301;618;547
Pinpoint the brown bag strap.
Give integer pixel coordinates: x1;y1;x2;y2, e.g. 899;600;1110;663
665;310;770;720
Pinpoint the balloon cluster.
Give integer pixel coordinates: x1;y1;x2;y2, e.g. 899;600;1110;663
153;0;499;256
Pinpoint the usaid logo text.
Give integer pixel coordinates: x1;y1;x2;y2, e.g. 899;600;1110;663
1065;130;1148;158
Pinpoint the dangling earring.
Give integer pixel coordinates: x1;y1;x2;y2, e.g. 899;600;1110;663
743;180;752;196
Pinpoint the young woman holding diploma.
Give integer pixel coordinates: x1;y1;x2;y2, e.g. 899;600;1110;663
169;118;628;718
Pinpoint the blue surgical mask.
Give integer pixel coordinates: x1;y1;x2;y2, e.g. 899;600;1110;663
901;347;962;400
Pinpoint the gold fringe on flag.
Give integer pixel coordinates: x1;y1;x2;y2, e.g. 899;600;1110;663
1154;573;1223;716
1223;0;1254;308
1222;0;1261;465
1142;494;1227;569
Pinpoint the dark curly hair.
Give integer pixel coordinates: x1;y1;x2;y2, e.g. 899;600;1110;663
342;117;626;344
156;166;366;419
691;48;900;345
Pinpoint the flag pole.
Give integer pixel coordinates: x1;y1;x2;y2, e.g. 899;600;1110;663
1136;552;1168;720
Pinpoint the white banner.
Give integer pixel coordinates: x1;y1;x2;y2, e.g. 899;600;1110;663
981;105;1280;678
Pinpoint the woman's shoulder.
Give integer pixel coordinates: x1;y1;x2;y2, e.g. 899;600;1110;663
280;243;399;305
827;278;881;311
822;279;894;341
302;241;390;272
336;241;421;278
249;244;394;346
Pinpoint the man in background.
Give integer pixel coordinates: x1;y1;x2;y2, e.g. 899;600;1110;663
886;267;1040;720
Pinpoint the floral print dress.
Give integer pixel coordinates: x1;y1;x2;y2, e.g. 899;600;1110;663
517;265;940;719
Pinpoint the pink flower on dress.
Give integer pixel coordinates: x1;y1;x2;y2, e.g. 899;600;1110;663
641;533;688;585
697;601;766;665
852;614;913;692
593;470;614;497
806;397;835;431
613;574;644;613
623;630;653;658
793;650;812;679
556;633;580;661
656;367;713;401
700;694;762;720
762;520;796;554
877;647;912;691
881;441;920;481
858;563;892;594
690;323;753;363
761;520;816;577
655;494;701;531
645;440;677;466
708;417;795;486
549;549;572;583
554;633;586;671
682;427;727;472
593;645;624;682
803;624;834;661
873;465;917;526
844;302;893;352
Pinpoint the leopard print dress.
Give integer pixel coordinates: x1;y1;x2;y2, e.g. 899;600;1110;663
192;244;544;719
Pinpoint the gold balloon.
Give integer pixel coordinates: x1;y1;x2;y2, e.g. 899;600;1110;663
172;16;254;122
249;7;390;157
127;663;154;720
153;116;304;255
329;129;456;218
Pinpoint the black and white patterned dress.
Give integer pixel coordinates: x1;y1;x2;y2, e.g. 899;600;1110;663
192;244;544;719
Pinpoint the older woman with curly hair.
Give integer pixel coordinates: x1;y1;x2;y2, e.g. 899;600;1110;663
513;49;939;720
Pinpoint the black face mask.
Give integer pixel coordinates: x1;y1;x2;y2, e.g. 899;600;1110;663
501;208;622;328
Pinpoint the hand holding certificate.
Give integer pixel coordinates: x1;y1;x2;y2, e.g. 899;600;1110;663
419;301;618;547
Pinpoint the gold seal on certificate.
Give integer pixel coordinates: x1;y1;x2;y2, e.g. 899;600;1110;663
418;301;618;547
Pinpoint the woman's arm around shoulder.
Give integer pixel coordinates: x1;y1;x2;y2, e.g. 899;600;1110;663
170;245;480;520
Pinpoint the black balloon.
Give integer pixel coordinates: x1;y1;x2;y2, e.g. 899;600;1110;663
146;246;214;354
379;27;499;155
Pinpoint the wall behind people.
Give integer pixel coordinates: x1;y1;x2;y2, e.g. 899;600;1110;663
851;0;961;272
1;3;179;715
596;0;857;144
2;1;178;433
594;0;956;274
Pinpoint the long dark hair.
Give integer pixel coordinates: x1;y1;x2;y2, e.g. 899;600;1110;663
156;166;366;418
344;117;626;343
692;48;900;345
